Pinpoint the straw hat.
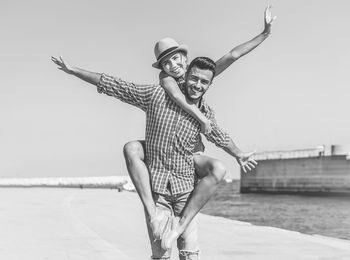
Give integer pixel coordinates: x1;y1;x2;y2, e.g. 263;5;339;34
152;37;188;69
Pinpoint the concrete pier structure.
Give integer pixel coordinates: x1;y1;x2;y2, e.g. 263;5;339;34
1;188;350;259
241;145;350;194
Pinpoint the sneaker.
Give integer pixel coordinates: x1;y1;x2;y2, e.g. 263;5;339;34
150;208;170;240
161;216;181;250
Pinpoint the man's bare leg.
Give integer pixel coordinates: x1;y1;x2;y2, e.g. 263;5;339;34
161;155;226;249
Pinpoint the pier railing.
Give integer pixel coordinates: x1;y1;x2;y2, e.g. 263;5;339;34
252;146;325;161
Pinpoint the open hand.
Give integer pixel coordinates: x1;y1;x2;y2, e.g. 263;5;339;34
237;151;258;173
263;5;277;35
51;56;74;74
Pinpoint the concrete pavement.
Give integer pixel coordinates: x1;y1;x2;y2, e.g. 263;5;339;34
0;188;350;260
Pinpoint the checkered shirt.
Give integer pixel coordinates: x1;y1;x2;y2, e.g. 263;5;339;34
97;73;230;195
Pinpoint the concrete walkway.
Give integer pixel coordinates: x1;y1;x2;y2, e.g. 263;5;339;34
1;188;350;260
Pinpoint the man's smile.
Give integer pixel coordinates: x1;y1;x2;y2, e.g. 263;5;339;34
188;86;201;96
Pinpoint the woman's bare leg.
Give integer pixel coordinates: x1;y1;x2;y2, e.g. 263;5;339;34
161;154;226;249
124;140;174;239
123;141;156;218
180;155;226;226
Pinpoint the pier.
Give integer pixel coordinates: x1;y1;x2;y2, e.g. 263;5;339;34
1;188;350;259
241;145;350;194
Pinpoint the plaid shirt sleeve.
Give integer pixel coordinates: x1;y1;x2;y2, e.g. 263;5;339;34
203;104;231;148
96;73;156;112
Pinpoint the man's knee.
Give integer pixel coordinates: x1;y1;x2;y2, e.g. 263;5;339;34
123;141;144;160
208;160;226;183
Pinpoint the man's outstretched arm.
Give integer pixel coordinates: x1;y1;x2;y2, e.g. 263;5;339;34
51;56;101;85
215;5;276;77
206;130;257;173
222;139;257;173
203;107;257;173
51;56;154;111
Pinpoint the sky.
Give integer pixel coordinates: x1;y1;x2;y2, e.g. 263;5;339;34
1;0;349;179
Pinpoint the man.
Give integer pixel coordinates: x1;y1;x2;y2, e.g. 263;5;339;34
122;6;275;245
51;56;256;259
122;5;275;247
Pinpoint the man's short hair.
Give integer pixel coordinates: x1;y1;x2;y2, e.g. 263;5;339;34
187;57;216;80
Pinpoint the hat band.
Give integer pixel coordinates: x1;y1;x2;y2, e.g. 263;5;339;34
156;46;178;62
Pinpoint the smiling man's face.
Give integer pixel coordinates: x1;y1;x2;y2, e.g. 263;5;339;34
185;66;213;102
160;51;187;79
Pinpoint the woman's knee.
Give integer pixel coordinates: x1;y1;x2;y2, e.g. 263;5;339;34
208;160;226;182
123;141;145;160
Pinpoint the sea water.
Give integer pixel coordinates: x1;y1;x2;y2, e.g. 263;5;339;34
202;181;350;240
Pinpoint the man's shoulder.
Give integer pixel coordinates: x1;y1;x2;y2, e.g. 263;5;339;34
148;84;167;101
153;84;165;93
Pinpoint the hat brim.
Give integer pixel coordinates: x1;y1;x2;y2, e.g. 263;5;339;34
152;44;188;69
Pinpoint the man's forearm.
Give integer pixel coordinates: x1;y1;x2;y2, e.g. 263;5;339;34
71;66;102;86
222;138;244;159
215;32;269;77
